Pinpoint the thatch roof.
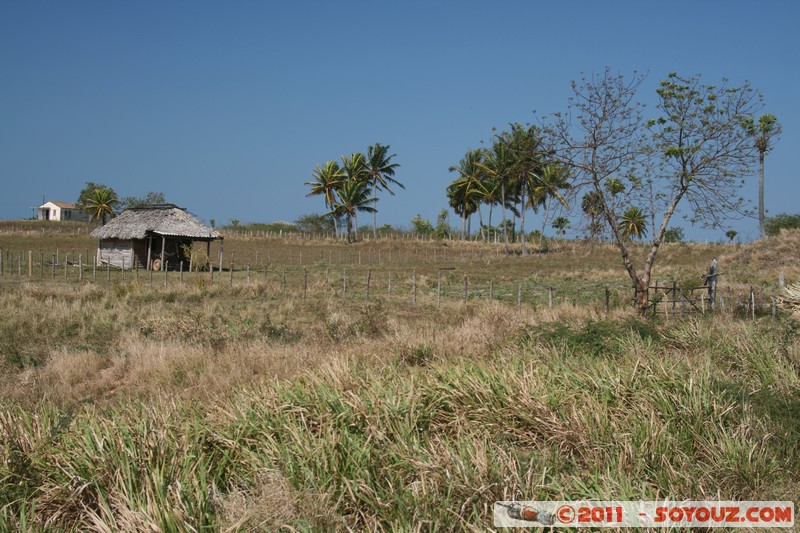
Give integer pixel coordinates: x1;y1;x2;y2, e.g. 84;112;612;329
90;204;220;241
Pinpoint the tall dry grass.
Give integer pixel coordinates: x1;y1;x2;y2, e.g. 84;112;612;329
1;258;798;530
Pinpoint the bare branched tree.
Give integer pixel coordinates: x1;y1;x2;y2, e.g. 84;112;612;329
544;69;759;314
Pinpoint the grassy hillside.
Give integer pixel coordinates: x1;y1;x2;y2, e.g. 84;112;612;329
0;230;798;530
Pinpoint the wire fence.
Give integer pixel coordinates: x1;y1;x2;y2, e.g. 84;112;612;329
0;247;784;320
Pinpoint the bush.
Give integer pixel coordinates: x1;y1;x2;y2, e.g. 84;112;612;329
764;213;800;237
663;227;685;243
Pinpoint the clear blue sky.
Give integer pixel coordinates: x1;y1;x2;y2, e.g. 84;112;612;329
1;1;797;241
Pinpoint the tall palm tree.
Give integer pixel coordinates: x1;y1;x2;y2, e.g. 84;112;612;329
505;124;542;255
477;175;501;241
448;149;486;239
329;178;376;243
341;153;370;241
620;206;647;240
305;161;345;238
479;139;515;251
365;143;402;239
530;163;570;239
82;187;118;225
743;114;781;238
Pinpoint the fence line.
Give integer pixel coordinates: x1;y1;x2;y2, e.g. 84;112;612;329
0;247;785;318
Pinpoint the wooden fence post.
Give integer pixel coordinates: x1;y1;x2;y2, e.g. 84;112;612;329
180;261;184;285
164;262;169;287
412;270;417;306
548;287;553;308
304;267;308;301
489;279;494;301
517;283;522;309
387;272;392;297
672;281;677;312
28;251;32;277
605;287;610;316
707;258;718;311
365;268;371;300
437;272;442;308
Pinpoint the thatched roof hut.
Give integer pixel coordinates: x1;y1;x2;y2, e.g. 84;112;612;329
91;204;221;270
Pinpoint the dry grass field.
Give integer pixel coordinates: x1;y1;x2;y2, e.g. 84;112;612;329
1;223;798;530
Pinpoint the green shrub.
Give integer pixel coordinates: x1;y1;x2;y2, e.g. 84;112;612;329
764;213;800;236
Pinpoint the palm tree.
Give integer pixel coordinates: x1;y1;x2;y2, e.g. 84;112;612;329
340;153;370;241
504;124;542;255
479;138;515;251
619;206;647;240
551;216;570;236
530;163;570;239
305;161;345;238
448;149;486;239
365;143;402;239
82;187;118;225
477;175;501;241
581;191;605;240
743;114;781;238
329;178;376;243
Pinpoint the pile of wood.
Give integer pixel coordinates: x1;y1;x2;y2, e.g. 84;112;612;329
778;282;800;314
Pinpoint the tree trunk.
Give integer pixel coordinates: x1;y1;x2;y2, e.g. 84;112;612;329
461;204;466;240
541;196;551;242
758;152;765;238
633;277;650;315
373;181;378;239
331;212;339;240
346;214;353;243
501;183;508;253
520;190;527;255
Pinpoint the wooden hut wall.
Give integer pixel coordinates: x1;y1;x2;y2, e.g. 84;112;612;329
132;240;150;268
98;239;134;268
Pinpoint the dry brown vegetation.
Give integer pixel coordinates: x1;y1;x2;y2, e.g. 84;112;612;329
1;226;798;530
